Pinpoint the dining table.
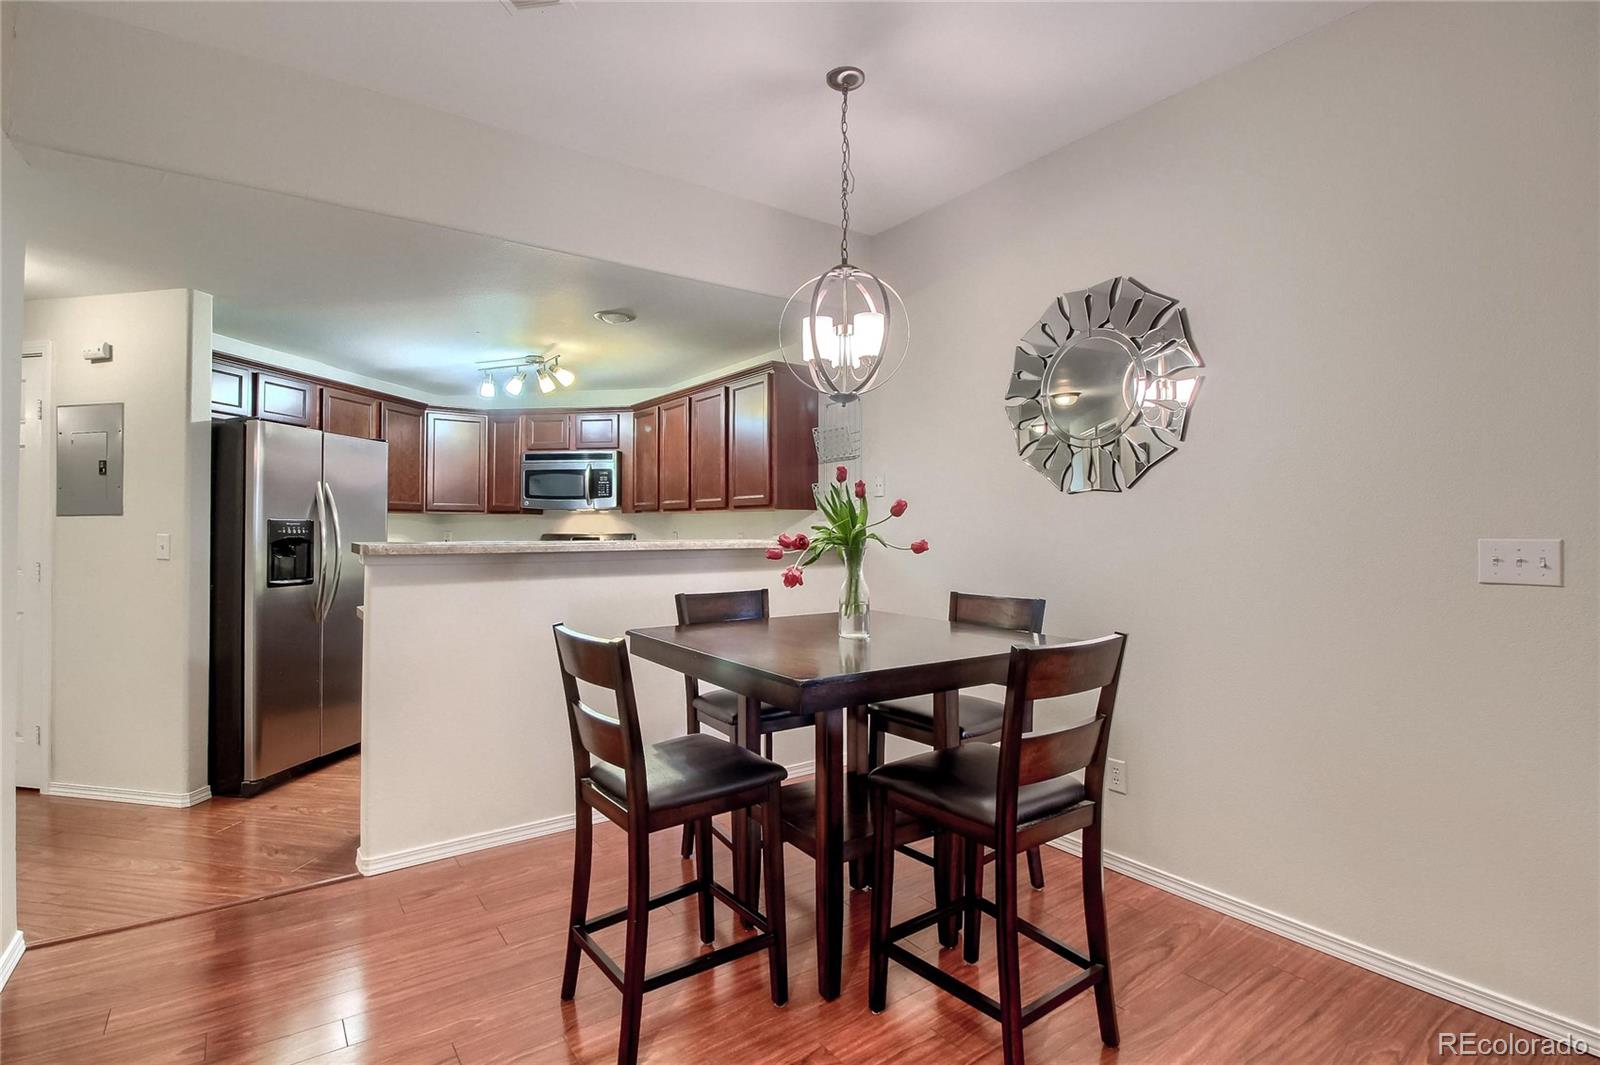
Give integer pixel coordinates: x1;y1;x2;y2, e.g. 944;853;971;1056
627;609;1061;1000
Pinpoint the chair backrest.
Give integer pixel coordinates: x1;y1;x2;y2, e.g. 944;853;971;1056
949;591;1047;633
675;588;770;626
552;623;647;811
995;634;1127;832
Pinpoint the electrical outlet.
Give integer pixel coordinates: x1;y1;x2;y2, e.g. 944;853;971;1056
1106;758;1128;795
871;475;886;498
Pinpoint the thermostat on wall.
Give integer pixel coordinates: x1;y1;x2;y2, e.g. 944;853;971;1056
82;342;113;363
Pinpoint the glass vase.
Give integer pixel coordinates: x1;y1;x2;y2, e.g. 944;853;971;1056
838;551;870;640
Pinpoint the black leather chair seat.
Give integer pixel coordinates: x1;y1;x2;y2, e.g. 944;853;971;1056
694;688;807;729
869;693;1006;739
591;734;786;812
869;744;1087;828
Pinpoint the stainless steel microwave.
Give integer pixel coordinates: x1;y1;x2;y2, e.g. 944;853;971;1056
521;449;621;511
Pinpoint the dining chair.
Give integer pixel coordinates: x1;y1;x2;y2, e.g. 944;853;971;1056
865;591;1051;889
868;633;1127;1065
554;623;789;1065
675;589;812;860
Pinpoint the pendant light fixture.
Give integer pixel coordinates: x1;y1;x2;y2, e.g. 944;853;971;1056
780;66;908;404
478;371;497;399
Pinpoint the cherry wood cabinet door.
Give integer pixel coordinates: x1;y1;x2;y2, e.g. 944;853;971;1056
728;373;773;508
632;407;660;512
255;370;320;428
321;386;382;440
657;397;691;511
424;410;488;513
519;412;571;452
574;411;621;450
211;359;254;419
382;403;426;512
487;415;523;514
690;385;728;510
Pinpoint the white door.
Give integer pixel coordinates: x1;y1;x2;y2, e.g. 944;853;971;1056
16;346;51;790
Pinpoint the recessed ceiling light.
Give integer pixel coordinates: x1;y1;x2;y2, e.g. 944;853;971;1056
594;309;636;326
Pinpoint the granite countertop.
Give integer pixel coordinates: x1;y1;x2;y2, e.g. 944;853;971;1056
353;538;777;559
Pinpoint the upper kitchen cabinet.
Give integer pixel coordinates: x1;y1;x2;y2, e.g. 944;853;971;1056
424;410;488;513
211;358;254;419
735;369;819;510
519;412;572;452
728;373;772;508
573;411;622;450
382;402;426;512
631;407;659;512
487;415;524;514
321;386;382;440
689;384;728;510
254;370;320;429
657;396;691;511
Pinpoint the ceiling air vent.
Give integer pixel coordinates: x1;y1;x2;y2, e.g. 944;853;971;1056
500;0;563;11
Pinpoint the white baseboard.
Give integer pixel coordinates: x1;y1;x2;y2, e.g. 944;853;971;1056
358;758;815;878
46;782;212;808
0;931;25;993
1046;836;1599;1054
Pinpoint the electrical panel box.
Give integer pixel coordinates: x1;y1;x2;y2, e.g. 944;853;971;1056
56;403;124;516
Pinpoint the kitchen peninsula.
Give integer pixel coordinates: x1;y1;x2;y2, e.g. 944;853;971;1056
351;537;834;874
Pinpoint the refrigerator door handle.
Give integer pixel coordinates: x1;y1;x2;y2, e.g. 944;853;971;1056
325;480;345;616
313;480;331;622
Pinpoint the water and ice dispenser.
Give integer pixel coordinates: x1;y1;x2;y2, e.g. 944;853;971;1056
266;518;316;587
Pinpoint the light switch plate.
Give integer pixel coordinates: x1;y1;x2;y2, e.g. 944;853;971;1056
155;533;172;561
1478;539;1562;586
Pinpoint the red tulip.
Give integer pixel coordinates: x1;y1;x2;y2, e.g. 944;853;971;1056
777;533;795;549
835;465;849;483
890;498;908;518
854;479;867;499
910;539;929;554
792;532;810;550
765;547;784;560
781;564;805;588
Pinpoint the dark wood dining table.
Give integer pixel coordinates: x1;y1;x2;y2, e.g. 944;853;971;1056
627;610;1060;1000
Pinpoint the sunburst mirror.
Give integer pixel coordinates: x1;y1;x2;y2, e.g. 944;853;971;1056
1006;276;1205;493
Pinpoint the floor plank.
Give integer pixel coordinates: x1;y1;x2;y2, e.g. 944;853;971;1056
3;819;1582;1064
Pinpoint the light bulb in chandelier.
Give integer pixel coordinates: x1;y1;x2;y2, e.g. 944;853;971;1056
478;372;496;399
551;364;575;388
504;370;526;397
537;369;557;395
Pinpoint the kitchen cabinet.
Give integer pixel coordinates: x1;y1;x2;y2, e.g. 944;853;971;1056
424;410;488;513
574;411;621;450
321;386;382;440
728;373;773;508
487;415;523;514
211;359;254;419
382;402;426;512
255;370;320;428
520;412;572;452
657;396;691;511
690;385;728;510
631;407;659;511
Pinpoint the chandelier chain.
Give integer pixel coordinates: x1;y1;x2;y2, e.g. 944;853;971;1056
839;86;854;265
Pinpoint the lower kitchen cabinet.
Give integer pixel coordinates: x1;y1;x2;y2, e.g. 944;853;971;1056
383;402;426;512
424;410;488;513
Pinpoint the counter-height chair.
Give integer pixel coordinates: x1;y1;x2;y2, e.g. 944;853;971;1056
675;589;812;861
866;592;1051;889
868;634;1127;1065
553;623;789;1065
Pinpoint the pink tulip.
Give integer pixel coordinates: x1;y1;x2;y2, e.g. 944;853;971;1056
890;498;908;518
854;479;867;499
765;547;784;560
781;564;805;588
791;532;810;550
777;533;795;549
835;465;849;483
910;539;930;554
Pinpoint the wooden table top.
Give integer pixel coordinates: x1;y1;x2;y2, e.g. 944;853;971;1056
627;611;1074;712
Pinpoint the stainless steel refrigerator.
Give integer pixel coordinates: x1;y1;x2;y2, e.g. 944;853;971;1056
210;419;386;795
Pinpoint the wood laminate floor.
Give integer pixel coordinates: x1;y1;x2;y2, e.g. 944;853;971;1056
3;816;1581;1064
16;754;359;944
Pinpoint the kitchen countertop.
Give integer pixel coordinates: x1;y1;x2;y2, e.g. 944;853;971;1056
352;538;777;559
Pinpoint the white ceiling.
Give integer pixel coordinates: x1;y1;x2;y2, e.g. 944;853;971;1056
68;1;1360;235
20;148;782;399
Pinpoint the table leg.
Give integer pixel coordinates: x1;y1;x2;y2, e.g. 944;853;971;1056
814;708;845;1000
846;704;870;891
932;689;961;948
732;694;763;917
